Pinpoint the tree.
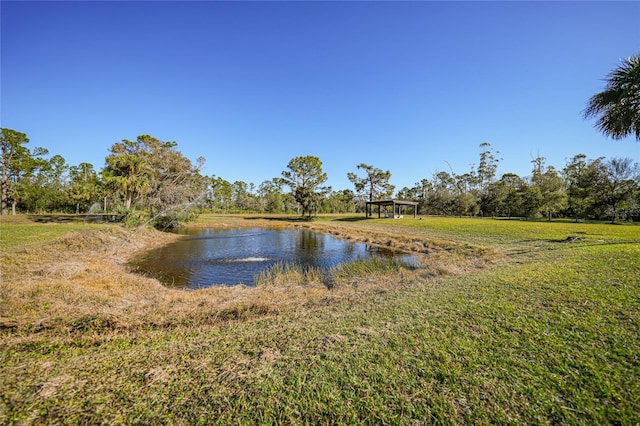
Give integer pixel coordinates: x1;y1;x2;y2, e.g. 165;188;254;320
0;128;46;215
69;162;101;214
412;179;432;215
103;153;152;210
453;172;479;216
500;173;527;218
232;180;257;212
257;179;289;213
584;54;640;141
427;171;457;215
347;163;394;203
208;176;233;212
16;153;75;213
103;135;206;227
563;154;599;221
328;189;356;213
561;155;639;221
475;142;501;194
530;156;567;221
595;157;639;222
395;186;419;202
39;155;70;212
281;155;328;217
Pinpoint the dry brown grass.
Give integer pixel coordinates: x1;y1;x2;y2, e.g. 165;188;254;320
0;228;326;333
1;226;175;329
1;217;491;337
303;220;500;273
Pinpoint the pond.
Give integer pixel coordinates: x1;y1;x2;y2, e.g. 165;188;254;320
130;227;416;289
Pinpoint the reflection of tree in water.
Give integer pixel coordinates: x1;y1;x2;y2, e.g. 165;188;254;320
297;230;325;265
343;241;356;258
367;244;399;257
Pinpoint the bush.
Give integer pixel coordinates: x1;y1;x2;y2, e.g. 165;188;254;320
152;210;199;230
117;208;146;228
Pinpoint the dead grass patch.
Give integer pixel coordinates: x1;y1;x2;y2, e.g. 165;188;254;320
38;374;75;399
35;261;87;278
1;217;492;339
302;221;499;263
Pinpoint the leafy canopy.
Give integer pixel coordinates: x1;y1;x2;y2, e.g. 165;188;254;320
347;163;394;202
281;155;328;216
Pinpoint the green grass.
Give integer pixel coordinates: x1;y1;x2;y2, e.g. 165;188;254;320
1;214;639;424
0;214;110;251
372;215;638;244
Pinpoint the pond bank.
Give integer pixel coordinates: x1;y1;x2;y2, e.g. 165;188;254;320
0;217;457;332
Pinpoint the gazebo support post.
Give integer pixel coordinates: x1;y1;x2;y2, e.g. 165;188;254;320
365;199;418;219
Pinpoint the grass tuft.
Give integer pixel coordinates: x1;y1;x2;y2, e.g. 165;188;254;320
330;256;416;287
255;261;324;287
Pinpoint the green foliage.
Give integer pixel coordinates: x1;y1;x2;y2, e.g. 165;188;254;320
476;141;501;193
584;54;640;141
347;163;394;204
257;179;291;213
19;154;74;214
1;129;638;221
207;175;234;212
68;162;102;214
281;155;328;216
116;207;146;228
398;152;638;221
1;128;30;215
0;128;50;215
530;156;567;220
103;153;152;209
152;209;199;230
563;155;640;222
102;135;206;227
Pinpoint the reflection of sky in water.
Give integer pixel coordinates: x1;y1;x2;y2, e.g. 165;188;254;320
130;228;416;289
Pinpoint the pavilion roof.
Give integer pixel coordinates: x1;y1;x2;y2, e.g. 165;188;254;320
365;199;418;206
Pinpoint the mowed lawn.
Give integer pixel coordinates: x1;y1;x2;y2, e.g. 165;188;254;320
1;214;638;424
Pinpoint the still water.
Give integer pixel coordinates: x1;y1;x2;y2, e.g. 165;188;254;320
130;227;415;289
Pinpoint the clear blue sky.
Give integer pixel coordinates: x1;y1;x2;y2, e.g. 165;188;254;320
2;1;639;192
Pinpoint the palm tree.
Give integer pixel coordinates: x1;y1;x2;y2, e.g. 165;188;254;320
584;55;640;141
105;154;152;209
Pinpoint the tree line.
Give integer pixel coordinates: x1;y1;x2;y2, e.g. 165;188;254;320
2;129;639;224
2;55;638;224
395;143;639;222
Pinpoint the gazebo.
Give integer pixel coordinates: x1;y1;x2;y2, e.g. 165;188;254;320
365;199;418;219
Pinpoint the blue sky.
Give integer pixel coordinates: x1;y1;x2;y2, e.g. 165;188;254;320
2;1;639;192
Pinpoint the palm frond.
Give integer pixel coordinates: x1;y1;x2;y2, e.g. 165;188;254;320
584;54;640;141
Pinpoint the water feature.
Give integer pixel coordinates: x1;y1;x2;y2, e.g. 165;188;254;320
130;227;417;289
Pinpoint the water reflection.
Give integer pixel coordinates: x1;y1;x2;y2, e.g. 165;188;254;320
130;227;415;289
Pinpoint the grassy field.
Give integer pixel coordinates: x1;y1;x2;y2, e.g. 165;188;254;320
1;214;639;424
